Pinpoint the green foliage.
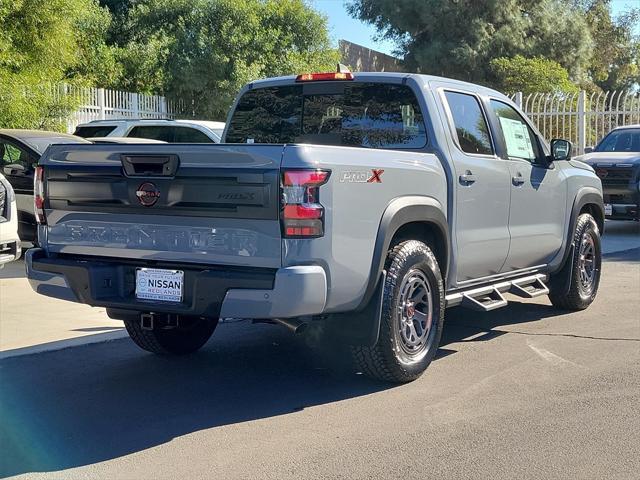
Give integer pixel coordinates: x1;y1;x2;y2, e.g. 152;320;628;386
113;0;340;118
0;75;82;130
580;0;640;91
347;0;593;85
68;2;122;87
0;0;114;129
489;56;579;95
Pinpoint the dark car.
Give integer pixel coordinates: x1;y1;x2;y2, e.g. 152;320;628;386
579;125;640;221
0;130;91;241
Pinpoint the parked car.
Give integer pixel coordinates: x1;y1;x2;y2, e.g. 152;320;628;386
578;125;640;221
0;130;91;241
27;70;603;383
0;173;21;267
73;119;225;143
88;137;167;144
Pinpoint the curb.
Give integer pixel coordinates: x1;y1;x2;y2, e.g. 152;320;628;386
0;329;128;360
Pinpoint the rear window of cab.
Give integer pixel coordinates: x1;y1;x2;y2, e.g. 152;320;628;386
226;82;427;149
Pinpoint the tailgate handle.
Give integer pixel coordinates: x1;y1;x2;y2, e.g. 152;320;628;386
121;154;179;177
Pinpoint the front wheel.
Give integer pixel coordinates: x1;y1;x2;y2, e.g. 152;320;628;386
352;240;445;383
548;213;602;310
124;315;218;355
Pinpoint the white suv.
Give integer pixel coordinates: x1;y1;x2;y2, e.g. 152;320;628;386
73;119;225;143
0;173;20;267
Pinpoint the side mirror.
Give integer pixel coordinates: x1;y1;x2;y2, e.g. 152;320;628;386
3;163;25;176
584;146;594;154
550;138;572;161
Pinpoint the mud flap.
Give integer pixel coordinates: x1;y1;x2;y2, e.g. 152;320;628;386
320;271;386;347
549;244;575;296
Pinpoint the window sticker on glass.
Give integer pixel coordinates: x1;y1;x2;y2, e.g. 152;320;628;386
499;117;534;159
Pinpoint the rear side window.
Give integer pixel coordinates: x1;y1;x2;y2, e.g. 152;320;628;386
226;83;427;149
444;91;493;155
128;126;173;142
128;126;214;143
73;126;117;138
173;127;215;143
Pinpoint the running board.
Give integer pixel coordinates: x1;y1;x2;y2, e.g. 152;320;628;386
446;273;549;310
510;277;549;298
462;287;507;312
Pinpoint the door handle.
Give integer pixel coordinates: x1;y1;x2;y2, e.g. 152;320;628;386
512;173;525;186
459;171;476;185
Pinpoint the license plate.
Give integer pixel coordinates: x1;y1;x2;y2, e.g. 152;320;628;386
136;268;184;303
604;203;613;216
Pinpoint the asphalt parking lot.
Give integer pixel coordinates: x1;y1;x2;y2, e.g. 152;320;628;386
1;221;639;479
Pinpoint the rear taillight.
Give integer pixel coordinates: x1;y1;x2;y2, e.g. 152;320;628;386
34;166;46;224
281;169;330;238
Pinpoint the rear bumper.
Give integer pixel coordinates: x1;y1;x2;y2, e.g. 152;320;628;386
26;249;327;319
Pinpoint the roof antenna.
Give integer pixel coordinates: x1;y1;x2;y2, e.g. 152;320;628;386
337;63;351;74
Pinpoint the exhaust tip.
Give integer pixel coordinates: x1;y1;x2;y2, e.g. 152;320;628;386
273;318;308;334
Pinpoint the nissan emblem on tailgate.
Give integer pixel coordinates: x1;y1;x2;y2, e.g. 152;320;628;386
136;182;160;207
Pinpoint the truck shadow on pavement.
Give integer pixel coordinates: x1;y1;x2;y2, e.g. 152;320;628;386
0;294;620;477
0;321;392;478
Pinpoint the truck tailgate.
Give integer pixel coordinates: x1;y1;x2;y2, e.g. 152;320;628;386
40;144;283;268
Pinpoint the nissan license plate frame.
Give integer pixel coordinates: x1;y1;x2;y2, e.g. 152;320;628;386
135;268;184;303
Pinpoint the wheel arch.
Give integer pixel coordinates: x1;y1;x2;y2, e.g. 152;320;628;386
549;187;604;275
356;195;449;311
579;202;604;233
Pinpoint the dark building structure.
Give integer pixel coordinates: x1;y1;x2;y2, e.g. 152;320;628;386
339;40;404;72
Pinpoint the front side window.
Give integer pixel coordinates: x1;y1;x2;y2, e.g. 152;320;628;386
444;91;493;155
596;128;640;152
0;141;33;172
226;83;427;149
489;100;541;163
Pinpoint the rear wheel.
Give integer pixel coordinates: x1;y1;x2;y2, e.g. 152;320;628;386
352;240;445;383
124;315;218;355
548;213;602;310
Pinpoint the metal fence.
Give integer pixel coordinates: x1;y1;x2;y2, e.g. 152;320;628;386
51;85;175;132
51;85;639;150
512;90;640;155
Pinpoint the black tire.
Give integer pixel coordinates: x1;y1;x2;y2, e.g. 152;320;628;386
352;240;445;383
548;213;602;310
124;315;218;355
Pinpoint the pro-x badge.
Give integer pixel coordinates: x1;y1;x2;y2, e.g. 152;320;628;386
339;169;384;183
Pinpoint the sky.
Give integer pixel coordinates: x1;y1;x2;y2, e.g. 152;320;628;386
312;0;640;58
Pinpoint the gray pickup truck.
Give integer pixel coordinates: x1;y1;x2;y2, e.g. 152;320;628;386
27;70;604;382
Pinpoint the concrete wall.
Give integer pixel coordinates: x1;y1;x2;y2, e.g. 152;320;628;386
339;40;404;73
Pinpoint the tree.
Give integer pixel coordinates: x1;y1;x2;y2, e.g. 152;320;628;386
579;0;640;91
347;0;593;86
0;0;115;129
489;56;578;94
107;0;340;118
